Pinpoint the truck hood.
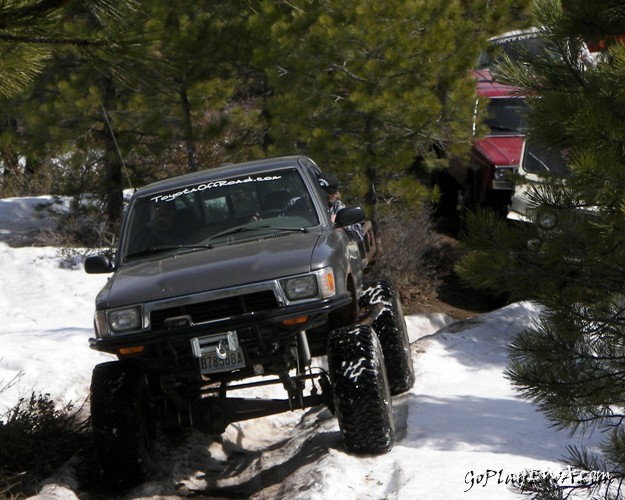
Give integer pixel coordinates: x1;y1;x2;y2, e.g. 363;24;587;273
474;135;524;166
96;230;324;308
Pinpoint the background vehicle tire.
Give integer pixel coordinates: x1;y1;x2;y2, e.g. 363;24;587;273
327;325;395;454
360;279;415;395
431;169;459;218
456;173;478;234
90;361;155;488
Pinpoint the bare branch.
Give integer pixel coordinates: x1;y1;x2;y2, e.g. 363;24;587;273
327;63;367;82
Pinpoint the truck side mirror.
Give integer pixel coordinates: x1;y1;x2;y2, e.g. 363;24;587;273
335;207;365;227
85;254;115;274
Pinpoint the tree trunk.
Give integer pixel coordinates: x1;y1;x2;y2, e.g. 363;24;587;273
100;77;124;233
179;85;197;172
0;116;22;195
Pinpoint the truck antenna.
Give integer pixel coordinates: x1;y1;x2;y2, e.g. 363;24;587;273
100;102;134;191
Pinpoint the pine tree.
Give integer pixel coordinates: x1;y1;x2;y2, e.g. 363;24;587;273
0;0;150;230
0;1;143;98
250;0;519;217
457;1;625;496
141;2;265;171
0;2;262;231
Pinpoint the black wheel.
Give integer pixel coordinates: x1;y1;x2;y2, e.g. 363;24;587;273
90;361;155;488
458;174;478;233
486;190;513;217
360;279;415;395
461;175;476;214
327;325;395;454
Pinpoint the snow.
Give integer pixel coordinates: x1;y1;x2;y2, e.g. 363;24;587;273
0;196;611;499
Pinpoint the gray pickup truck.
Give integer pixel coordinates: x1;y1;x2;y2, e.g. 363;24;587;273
85;155;414;487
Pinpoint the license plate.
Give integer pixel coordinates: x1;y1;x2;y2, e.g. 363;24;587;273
199;348;246;374
191;331;247;375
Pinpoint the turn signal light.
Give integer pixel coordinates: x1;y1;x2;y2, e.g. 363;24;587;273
282;316;309;326
118;345;145;356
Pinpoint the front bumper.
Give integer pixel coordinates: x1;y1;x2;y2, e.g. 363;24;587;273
89;292;352;354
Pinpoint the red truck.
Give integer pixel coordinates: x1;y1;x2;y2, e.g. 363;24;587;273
433;68;526;218
433;26;610;221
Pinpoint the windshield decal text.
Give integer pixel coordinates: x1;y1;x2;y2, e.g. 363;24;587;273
150;175;282;204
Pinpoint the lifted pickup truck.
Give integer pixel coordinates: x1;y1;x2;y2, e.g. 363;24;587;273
85;155;414;487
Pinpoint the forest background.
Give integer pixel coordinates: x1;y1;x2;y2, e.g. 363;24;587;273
0;0;531;241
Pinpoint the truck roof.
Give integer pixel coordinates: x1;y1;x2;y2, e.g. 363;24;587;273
473;69;523;99
132;155;321;199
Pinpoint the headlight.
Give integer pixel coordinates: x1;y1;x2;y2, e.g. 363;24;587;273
282;275;318;301
537;210;558;230
108;306;142;333
494;168;509;181
281;268;336;301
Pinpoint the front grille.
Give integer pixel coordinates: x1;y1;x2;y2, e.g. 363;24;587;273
150;290;278;330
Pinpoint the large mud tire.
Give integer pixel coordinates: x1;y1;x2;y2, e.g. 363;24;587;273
360;279;415;395
90;361;155;488
327;325;395;454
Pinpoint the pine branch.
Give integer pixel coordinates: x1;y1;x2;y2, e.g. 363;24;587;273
0;0;69;28
0;32;101;46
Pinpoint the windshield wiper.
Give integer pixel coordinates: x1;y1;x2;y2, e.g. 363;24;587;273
125;244;212;259
207;225;309;242
267;226;310;233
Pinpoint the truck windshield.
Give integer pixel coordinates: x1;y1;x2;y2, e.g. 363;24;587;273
122;168;320;260
484;98;527;134
477;33;546;69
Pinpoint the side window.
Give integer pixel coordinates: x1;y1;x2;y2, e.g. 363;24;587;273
200;185;261;223
523;151;548;174
230;185;260;218
523;144;570;176
204;196;229;223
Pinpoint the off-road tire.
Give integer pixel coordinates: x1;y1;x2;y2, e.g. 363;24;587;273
360;279;415;395
90;361;155;488
327;325;395;454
